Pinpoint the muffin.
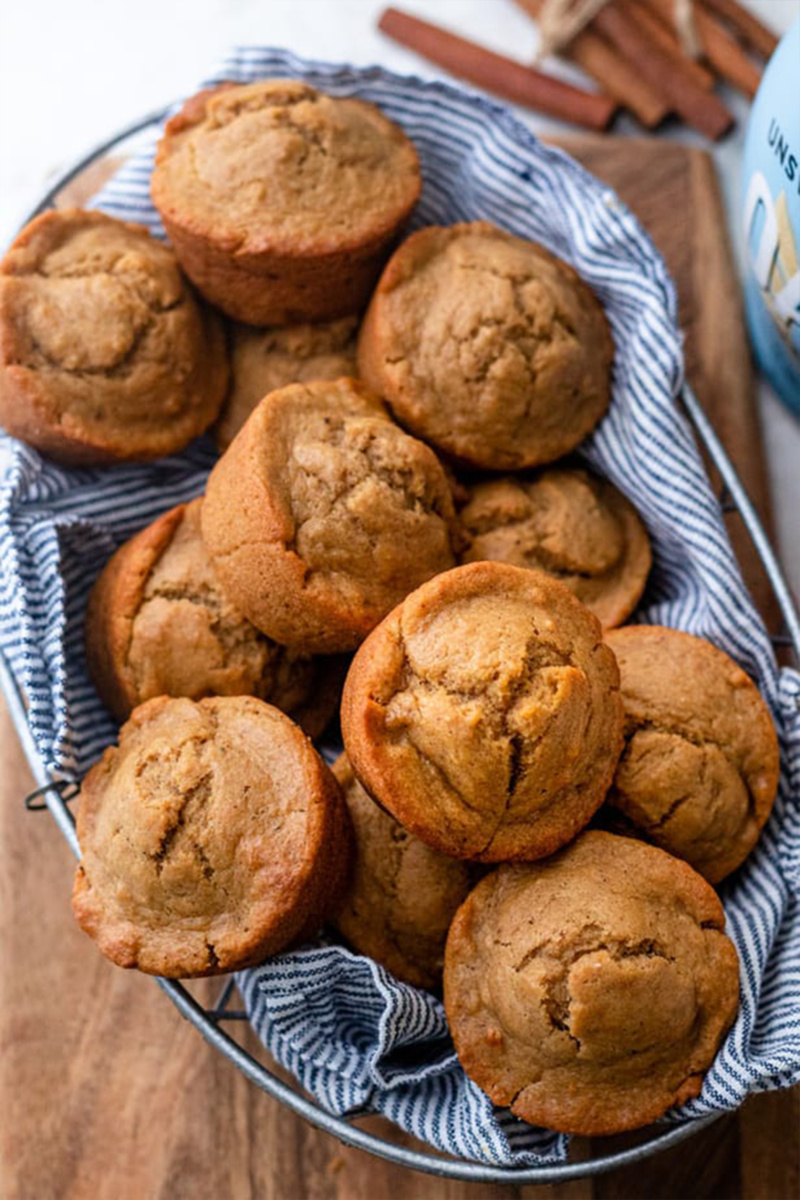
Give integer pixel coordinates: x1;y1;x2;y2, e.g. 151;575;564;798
85;497;342;737
604;626;780;883
151;80;421;325
443;831;740;1136
341;562;624;862
201;377;458;654
457;466;651;629
357;222;613;470
72;694;352;977
0;209;227;465
215;315;358;450
332;754;473;991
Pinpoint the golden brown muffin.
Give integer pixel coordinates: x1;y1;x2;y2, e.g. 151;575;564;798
85;497;342;737
458;466;651;629
604;626;780;883
0;209;227;465
357;222;613;470
201;377;458;654
341;562;624;862
151;80;421;325
72;694;352;978
215;315;358;450
443;831;740;1136
332;753;473;991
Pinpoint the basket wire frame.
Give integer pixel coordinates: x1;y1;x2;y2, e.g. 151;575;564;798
3;110;799;1185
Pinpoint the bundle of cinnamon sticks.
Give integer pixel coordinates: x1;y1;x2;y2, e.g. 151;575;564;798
378;0;779;138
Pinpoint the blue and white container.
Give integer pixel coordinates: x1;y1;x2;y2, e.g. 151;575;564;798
741;17;800;416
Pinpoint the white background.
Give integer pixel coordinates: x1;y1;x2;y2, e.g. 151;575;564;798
0;0;797;596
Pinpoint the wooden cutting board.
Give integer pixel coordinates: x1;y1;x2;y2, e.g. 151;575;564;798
1;136;797;1200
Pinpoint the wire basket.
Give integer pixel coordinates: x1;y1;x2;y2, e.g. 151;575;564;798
3;111;799;1186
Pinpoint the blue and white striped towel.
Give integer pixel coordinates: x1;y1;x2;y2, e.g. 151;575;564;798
1;49;798;1168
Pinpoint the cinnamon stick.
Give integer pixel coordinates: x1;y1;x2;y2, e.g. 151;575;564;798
378;8;617;131
591;3;735;139
644;0;761;98
514;0;668;128
566;29;670;125
700;0;779;59
619;0;716;91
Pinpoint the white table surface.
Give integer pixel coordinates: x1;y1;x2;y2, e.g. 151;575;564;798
0;0;797;598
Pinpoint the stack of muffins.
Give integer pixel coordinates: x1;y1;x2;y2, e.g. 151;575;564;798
0;79;781;1139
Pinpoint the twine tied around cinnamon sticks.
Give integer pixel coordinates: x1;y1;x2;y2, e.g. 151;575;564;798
534;0;701;60
534;0;613;60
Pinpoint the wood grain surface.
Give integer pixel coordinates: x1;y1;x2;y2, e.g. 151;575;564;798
0;136;797;1200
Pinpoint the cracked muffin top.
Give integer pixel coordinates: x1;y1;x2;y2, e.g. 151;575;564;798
72;694;352;977
356;222;613;470
201;377;459;654
151;80;420;256
85;498;342;737
604;626;780;883
458;466;651;629
215;315;358;450
0;208;227;464
340;561;624;862
332;753;473;991
443;830;740;1135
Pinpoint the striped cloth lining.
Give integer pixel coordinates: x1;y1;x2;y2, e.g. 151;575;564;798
1;47;798;1167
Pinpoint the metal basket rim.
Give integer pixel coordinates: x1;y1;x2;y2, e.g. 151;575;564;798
3;99;798;1186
